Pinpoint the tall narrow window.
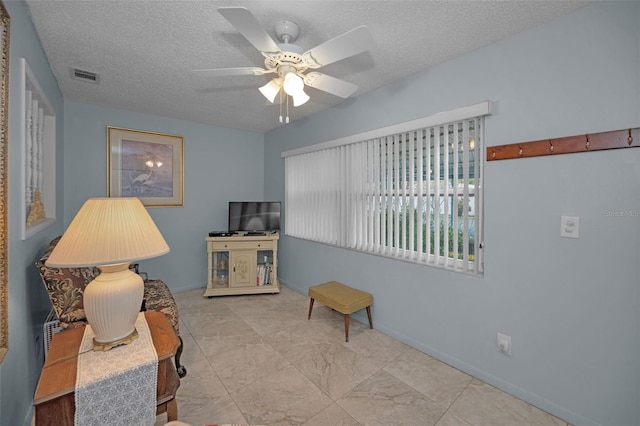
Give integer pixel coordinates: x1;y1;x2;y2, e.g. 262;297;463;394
283;102;490;275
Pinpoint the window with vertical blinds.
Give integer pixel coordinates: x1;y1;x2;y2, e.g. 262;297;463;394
282;102;490;276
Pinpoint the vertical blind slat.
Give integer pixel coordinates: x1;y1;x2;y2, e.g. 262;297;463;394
462;123;471;270
393;134;400;257
375;138;382;253
425;128;432;263
408;132;415;259
443;125;450;268
475;118;484;274
401;133;407;257
385;136;392;254
452;123;460;267
416;130;424;262
368;140;375;253
433;126;441;266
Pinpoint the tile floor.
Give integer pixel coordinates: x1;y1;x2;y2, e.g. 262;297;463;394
158;285;569;426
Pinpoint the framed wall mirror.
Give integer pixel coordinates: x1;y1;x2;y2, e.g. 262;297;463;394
0;0;10;363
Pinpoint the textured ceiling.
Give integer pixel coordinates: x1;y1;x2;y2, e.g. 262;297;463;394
25;0;591;133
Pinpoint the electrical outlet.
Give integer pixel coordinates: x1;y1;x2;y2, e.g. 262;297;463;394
497;332;512;356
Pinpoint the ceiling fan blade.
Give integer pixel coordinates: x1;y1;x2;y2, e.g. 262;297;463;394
304;72;359;98
303;25;374;68
218;7;281;54
192;67;267;77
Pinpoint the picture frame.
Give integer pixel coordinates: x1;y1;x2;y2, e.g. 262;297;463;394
108;127;183;207
0;0;9;364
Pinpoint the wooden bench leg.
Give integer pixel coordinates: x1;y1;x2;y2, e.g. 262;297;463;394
366;306;373;329
344;314;349;342
308;298;315;320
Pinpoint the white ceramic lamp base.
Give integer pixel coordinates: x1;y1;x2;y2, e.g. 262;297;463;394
83;263;144;351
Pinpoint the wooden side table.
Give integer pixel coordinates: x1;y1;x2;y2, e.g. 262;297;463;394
34;311;181;426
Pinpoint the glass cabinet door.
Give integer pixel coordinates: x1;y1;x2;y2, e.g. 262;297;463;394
212;250;230;288
257;249;275;286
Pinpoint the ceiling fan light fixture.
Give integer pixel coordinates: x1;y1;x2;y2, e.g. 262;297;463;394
291;89;310;107
283;72;304;97
259;79;282;103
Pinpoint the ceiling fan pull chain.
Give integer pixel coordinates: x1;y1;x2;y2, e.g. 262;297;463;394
286;95;290;124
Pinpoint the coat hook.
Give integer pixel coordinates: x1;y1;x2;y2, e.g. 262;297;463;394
628;129;633;146
585;135;590;150
491;150;496;159
518;146;523;156
549;141;554;153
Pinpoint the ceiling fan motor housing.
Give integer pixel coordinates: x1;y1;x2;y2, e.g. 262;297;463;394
275;19;299;44
264;47;308;78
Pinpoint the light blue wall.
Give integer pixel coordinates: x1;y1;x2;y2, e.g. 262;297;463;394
63;102;265;292
2;1;66;425
264;2;640;426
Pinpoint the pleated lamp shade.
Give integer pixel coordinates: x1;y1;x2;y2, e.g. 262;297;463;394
46;197;169;267
46;197;169;350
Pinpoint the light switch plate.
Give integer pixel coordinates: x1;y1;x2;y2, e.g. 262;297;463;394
560;216;579;238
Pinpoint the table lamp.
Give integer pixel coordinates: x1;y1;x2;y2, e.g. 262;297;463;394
45;197;169;351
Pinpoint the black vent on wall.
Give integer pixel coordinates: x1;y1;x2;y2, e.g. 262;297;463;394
71;68;100;84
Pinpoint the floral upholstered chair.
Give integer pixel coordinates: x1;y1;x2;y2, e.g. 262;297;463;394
36;236;186;378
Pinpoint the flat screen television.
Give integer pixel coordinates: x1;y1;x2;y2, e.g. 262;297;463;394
228;201;281;233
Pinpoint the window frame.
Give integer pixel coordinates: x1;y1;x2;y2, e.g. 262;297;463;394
282;101;491;276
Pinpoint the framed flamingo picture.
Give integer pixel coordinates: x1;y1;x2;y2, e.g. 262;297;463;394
107;127;183;207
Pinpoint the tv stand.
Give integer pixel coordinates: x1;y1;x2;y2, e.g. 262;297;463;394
204;233;280;297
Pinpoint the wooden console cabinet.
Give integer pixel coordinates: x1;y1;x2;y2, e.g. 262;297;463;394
204;233;280;297
34;311;180;426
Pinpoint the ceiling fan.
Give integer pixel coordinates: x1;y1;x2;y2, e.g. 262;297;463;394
194;7;374;111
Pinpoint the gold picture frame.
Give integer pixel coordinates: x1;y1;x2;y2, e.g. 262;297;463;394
0;0;10;363
107;127;184;207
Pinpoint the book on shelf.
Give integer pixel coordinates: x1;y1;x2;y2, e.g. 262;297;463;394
256;264;273;286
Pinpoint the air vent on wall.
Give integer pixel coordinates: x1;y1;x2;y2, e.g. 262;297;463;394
70;67;100;84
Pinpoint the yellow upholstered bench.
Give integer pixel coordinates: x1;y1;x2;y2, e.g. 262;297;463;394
307;281;373;342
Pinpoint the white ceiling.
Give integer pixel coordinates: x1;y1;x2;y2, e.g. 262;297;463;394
25;0;591;133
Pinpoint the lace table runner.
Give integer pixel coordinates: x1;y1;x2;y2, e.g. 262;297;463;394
75;313;158;426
